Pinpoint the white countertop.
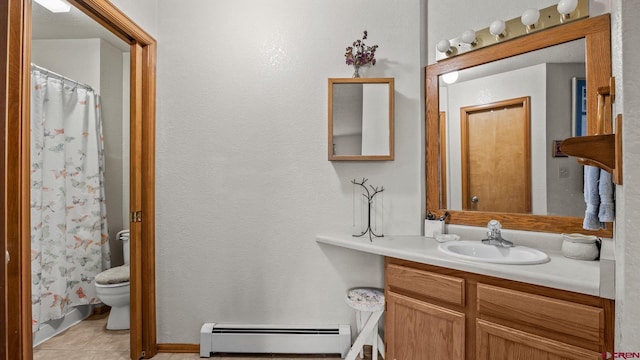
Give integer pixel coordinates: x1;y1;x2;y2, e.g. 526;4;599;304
316;233;613;298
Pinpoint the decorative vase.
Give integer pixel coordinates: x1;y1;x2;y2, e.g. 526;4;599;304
352;65;361;78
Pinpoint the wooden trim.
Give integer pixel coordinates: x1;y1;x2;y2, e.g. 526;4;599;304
476;319;603;360
141;41;158;359
460;97;531;213
68;0;155;46
1;0;32;358
328;77;394;161
157;344;200;353
477;283;604;346
386;291;465;360
387;263;465;306
0;3;7;357
426;14;613;237
129;43;144;360
1;0;157;358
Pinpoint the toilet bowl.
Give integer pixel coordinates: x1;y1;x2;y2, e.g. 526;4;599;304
95;230;130;330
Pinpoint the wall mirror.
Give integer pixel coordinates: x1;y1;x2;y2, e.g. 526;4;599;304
328;78;394;161
426;14;612;237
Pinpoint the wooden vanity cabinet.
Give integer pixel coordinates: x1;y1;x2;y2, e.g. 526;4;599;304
384;258;614;360
385;263;466;359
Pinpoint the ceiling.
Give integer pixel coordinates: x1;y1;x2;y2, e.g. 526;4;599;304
31;1;130;52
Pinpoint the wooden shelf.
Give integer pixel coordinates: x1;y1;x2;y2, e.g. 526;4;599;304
560;114;622;185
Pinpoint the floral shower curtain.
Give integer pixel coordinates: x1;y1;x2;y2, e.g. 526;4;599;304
30;67;111;331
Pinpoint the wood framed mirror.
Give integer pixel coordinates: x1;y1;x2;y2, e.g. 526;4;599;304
328;77;394;161
426;14;613;237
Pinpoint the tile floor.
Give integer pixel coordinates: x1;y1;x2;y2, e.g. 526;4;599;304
33;313;358;360
34;313;130;359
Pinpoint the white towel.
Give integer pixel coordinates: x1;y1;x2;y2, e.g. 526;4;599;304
598;170;614;222
583;166;601;230
583;166;615;230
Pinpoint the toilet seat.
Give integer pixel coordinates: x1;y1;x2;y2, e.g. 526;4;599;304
95;265;129;285
95;281;129;288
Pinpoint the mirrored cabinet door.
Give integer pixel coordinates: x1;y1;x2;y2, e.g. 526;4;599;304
328;78;394;161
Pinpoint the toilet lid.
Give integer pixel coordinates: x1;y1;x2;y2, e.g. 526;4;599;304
95;265;130;285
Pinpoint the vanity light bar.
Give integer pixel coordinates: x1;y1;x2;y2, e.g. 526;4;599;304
435;0;588;61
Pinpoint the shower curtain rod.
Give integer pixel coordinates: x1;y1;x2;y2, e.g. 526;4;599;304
31;63;96;92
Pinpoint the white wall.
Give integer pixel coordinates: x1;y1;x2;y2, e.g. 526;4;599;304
31;39;101;89
109;0;158;39
545;63;586;217
361;84;390;155
108;0;640;347
99;39;126;266
612;0;640;349
155;0;426;343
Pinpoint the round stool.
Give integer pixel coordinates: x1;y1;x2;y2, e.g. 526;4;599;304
345;288;385;360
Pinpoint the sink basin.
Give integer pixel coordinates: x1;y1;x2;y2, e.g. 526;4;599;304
438;240;549;265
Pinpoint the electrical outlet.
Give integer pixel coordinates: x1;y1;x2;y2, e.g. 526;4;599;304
559;166;570;178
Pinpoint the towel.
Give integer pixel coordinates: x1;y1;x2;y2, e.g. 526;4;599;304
583;166;615;230
598;170;614;222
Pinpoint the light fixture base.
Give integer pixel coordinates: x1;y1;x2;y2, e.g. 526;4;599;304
436;0;588;61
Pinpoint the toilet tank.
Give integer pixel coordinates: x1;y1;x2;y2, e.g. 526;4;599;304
117;230;130;265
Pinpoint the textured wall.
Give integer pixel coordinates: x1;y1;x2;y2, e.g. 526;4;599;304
31;39;101;89
613;0;640;349
111;0;640;347
155;0;426;343
109;0;158;39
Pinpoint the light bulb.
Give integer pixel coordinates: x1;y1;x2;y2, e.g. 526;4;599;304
557;0;579;15
441;71;459;84
33;0;71;13
461;30;476;45
436;39;452;54
489;20;506;37
521;8;540;29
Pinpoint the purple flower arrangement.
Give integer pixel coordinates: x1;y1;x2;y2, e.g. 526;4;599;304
345;31;378;76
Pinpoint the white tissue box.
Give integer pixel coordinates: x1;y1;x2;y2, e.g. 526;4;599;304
424;220;444;238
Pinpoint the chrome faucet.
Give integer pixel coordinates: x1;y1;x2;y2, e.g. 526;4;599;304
481;220;514;247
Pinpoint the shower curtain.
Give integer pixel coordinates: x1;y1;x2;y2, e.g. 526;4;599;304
30;67;111;331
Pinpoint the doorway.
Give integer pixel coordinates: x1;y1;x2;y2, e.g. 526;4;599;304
460;97;531;213
1;0;157;359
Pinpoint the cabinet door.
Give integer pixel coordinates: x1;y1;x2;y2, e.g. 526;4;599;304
386;291;464;360
476;319;602;360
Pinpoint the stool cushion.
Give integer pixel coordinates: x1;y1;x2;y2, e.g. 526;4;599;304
95;265;130;285
345;288;385;312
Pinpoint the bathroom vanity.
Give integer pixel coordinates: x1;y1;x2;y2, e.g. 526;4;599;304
319;5;619;359
385;258;612;360
316;233;614;360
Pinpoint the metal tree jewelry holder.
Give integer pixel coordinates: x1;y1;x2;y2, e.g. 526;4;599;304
352;178;384;241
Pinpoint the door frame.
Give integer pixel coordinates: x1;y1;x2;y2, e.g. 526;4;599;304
460;96;531;213
439;111;448;209
1;0;157;359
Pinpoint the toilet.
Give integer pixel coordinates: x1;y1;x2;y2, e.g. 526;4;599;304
95;230;130;330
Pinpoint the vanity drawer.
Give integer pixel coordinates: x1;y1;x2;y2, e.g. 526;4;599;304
386;263;464;306
477;283;604;344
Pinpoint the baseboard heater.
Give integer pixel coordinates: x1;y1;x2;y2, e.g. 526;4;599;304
199;323;351;358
